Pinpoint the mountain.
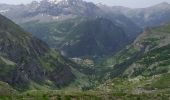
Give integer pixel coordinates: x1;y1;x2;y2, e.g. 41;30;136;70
99;22;170;78
22;17;130;57
2;1;170;32
0;1;170;99
0;14;79;90
111;2;170;28
0;0;141;58
123;23;170;77
0;0;141;38
61;18;129;57
0;0;102;23
92;22;170;96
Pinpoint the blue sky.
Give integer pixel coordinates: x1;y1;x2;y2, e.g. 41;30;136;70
0;0;170;8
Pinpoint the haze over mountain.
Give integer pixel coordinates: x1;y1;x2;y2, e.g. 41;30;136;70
1;0;170;58
110;2;170;28
0;0;142;57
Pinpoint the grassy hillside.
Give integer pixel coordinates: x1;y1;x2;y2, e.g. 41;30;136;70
98;23;170;78
0;81;17;96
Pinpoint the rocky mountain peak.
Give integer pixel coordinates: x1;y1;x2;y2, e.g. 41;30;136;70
44;0;83;5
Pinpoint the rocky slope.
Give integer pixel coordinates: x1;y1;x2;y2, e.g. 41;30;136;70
0;14;78;90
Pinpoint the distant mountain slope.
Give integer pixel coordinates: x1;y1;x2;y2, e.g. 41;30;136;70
22;17;130;57
111;2;170;28
0;14;78;90
61;18;129;57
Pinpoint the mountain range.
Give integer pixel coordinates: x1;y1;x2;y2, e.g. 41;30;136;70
0;0;170;99
110;2;170;28
0;0;142;57
1;0;170;58
1;0;170;29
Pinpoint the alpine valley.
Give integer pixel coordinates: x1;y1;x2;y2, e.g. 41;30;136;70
0;0;170;100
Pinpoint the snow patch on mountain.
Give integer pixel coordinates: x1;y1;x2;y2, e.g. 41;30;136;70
47;0;63;4
0;9;9;13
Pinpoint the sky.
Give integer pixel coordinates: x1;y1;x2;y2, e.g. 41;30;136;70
0;0;170;8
